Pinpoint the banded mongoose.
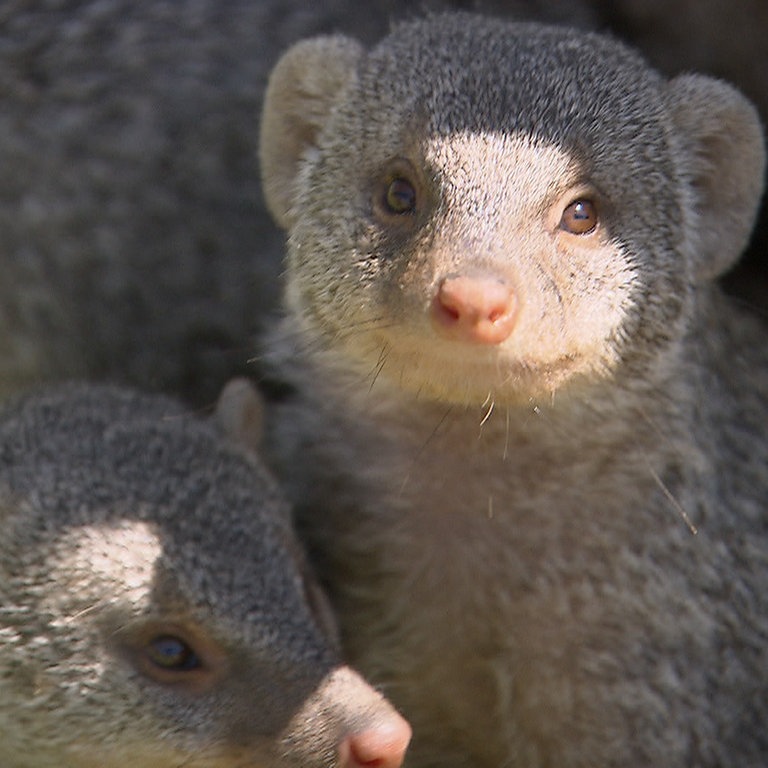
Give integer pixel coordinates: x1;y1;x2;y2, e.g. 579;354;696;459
0;383;411;768
259;12;768;767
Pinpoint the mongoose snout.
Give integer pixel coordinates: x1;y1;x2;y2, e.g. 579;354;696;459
285;667;412;768
431;274;518;344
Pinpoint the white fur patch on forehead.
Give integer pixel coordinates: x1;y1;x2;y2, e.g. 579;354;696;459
424;130;583;215
43;521;162;617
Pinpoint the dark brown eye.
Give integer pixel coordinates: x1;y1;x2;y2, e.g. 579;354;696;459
560;199;598;235
146;635;201;671
384;177;417;214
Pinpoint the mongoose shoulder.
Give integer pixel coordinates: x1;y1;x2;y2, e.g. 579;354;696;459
0;382;410;768
259;12;768;767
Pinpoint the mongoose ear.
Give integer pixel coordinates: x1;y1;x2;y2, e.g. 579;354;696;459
215;377;265;453
260;36;364;229
666;74;766;281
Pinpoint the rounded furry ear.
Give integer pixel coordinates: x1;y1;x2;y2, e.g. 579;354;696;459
259;36;364;229
666;74;765;281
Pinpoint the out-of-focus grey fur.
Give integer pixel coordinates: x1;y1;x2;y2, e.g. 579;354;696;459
260;12;768;767
0;382;409;768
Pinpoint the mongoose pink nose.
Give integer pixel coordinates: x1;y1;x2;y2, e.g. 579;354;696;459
431;274;518;345
339;712;412;768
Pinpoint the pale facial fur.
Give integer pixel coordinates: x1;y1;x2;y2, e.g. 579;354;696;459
295;131;639;405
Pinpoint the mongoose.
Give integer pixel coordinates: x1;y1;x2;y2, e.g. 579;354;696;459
9;0;767;410
0;382;411;768
0;0;598;407
259;12;768;767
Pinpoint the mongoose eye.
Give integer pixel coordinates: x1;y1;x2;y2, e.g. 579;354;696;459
560;199;598;235
384;177;417;214
113;621;226;691
145;635;201;671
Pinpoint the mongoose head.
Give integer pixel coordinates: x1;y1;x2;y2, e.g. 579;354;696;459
0;384;410;768
260;13;765;407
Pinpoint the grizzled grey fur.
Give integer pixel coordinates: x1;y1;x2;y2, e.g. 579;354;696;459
260;12;768;768
0;0;599;406
0;383;410;768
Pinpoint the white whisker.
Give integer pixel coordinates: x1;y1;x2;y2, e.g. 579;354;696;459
64;600;109;624
646;461;698;536
479;397;495;429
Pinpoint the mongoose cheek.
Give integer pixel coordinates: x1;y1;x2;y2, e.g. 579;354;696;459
430;274;518;345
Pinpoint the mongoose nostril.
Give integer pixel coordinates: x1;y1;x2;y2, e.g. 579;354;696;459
432;275;518;344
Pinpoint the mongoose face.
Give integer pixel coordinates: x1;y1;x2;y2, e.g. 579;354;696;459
0;384;410;768
261;14;764;406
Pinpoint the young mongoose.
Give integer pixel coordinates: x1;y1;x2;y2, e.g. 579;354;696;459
0;383;410;768
259;12;768;767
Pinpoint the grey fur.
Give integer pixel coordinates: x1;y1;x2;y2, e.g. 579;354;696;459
0;0;599;407
0;382;409;767
260;12;768;767
2;1;767;410
0;0;412;404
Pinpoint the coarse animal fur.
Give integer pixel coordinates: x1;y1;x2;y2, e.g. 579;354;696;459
259;12;768;767
2;1;766;410
0;0;598;407
0;0;419;405
0;382;410;768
